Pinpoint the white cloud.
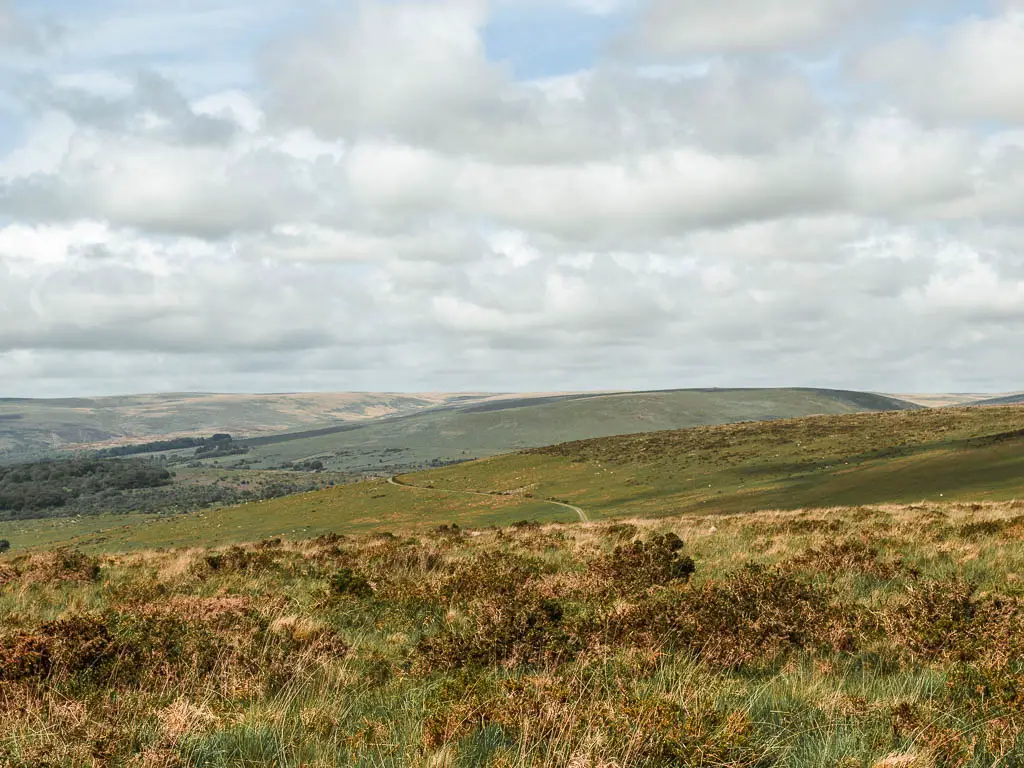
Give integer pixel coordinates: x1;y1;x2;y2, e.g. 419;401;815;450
0;0;56;51
263;0;505;144
0;132;320;237
2;0;1024;396
855;10;1024;123
627;0;896;55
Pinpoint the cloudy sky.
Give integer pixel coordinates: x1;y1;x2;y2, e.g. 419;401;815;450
1;0;1023;397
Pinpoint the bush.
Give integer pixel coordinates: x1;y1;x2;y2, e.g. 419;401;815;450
609;565;854;669
198;545;279;576
0;615;118;683
787;539;914;580
883;579;1024;663
17;549;101;583
329;567;374;598
419;594;579;670
440;550;544;603
592;532;695;595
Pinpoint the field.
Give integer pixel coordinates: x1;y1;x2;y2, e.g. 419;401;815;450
0;479;566;553
4;404;1024;766
3;501;1024;766
5;404;1024;554
415;405;1024;519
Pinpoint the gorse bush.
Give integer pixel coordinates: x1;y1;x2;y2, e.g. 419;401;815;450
786;538;916;580
882;578;1024;664
3;548;102;583
592;531;696;594
419;593;579;670
606;564;853;669
328;567;374;598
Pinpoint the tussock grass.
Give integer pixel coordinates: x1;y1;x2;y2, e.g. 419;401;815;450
3;501;1024;765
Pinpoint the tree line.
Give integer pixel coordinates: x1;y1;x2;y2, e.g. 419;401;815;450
0;458;172;515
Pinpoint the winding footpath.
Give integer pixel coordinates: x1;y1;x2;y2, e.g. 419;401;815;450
387;475;589;523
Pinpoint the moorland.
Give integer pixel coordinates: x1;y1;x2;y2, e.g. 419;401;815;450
2;394;1024;766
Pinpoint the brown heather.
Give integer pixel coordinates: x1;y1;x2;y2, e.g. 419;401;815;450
2;501;1024;766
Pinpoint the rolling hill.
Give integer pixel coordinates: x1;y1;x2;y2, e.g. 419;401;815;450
0;387;918;470
224;388;918;473
0;392;493;460
8;401;1024;553
968;392;1024;406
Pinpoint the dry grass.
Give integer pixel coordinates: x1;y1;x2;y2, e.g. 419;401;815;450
2;502;1024;766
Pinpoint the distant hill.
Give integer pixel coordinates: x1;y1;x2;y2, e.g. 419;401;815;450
966;392;1024;407
0;392;475;460
0;387;918;471
401;402;1024;524
8;400;1024;553
888;393;997;408
225;387;918;473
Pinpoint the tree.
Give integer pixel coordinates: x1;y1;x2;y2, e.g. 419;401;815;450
0;539;10;554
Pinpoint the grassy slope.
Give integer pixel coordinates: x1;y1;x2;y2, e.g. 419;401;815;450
415;405;1024;519
971;392;1024;406
235;388;916;472
0;479;564;552
6;403;1024;554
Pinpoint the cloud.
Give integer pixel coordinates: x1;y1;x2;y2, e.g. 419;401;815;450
0;0;57;51
2;0;1024;397
0;77;335;238
21;71;239;145
854;9;1024;124
263;0;506;145
0;134;322;238
626;0;897;55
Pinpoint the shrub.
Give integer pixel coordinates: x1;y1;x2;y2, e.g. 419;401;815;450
787;539;915;580
328;567;374;599
0;615;117;683
883;579;1024;664
609;565;854;669
197;545;279;576
439;550;543;603
18;549;101;583
418;594;579;670
605;523;638;540
592;532;695;595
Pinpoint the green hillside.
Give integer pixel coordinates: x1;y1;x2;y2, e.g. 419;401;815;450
225;388;917;473
417;404;1024;519
970;392;1024;406
8;402;1024;554
0;392;469;460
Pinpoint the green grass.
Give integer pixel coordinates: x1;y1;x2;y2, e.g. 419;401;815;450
415;404;1024;520
0;479;569;553
7;403;1024;554
0;511;161;551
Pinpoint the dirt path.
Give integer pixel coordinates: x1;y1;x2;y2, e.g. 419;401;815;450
387;476;589;523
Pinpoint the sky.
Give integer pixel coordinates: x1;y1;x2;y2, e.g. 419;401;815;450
1;0;1024;397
